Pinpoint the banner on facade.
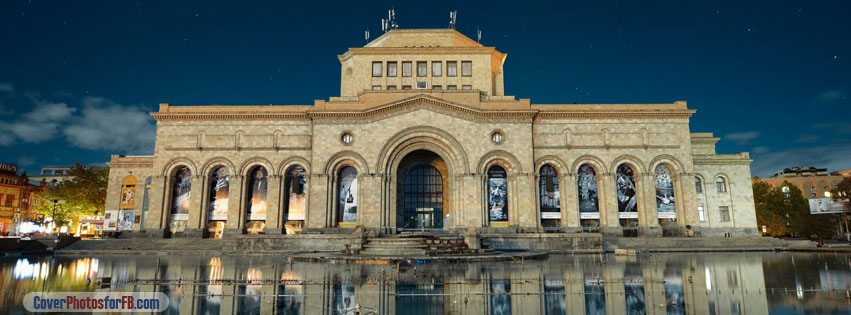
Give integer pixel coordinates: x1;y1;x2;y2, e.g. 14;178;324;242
118;210;134;231
809;198;851;214
579;212;600;219
103;210;119;231
541;212;561;219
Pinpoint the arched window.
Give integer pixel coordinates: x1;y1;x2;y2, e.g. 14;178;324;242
169;167;192;234
715;177;727;193
810;186;817;198
284;166;307;232
245;166;268;234
337;166;358;225
206;167;229;238
616;164;637;217
577;164;600;224
654;164;676;218
694;177;703;194
539;164;560;227
120;176;137;210
487;165;508;223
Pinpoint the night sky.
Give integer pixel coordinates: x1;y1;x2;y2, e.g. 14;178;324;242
1;1;848;177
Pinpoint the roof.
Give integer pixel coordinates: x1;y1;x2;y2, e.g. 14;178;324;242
364;29;483;48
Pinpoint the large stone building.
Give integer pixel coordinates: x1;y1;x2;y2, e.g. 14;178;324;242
105;29;757;239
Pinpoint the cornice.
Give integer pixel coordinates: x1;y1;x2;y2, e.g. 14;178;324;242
151;113;311;121
535;110;695;120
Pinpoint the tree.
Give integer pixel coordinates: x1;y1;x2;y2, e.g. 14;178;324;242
783;182;834;239
752;179;836;239
831;177;851;201
753;180;788;236
33;163;108;232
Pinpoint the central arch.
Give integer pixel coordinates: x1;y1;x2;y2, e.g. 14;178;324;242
396;151;448;230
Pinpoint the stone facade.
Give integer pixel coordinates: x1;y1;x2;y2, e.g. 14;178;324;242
105;29;757;238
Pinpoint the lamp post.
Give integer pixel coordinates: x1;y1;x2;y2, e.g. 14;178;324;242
49;199;60;234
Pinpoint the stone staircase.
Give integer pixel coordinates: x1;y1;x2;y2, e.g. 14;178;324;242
358;233;494;257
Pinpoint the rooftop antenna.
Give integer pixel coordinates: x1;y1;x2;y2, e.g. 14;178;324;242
449;10;457;29
477;26;482;43
381;7;398;33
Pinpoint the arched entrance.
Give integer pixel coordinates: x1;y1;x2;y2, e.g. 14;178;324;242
396;150;449;231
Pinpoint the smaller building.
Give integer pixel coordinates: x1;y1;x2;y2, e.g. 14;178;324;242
758;166;843;199
0;162;44;235
831;169;851;178
28;165;74;187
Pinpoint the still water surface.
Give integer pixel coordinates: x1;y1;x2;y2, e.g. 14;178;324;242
1;252;850;314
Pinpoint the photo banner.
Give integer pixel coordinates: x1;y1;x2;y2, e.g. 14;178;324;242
809;198;851;214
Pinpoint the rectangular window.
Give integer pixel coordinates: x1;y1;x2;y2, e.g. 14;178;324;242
462;85;472;90
372;62;382;77
43;170;53;175
695;179;702;193
402;62;412;77
401;85;412;90
432;85;442;90
5;195;14;207
432;61;442;77
417;61;427;77
719;206;730;222
387;85;397;90
447;85;457;90
461;61;472;76
698;206;705;222
416;82;427;89
387;62;397;77
371;85;381;90
716;180;726;193
447;61;457;77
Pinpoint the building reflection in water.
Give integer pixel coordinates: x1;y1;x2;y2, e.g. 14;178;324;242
3;253;851;314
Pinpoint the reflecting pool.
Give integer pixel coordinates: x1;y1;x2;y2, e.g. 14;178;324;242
2;252;850;314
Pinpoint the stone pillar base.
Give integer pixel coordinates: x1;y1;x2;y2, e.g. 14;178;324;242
639;226;662;237
562;226;583;234
600;226;623;237
144;229;168;239
180;228;204;238
222;228;244;238
118;231;148;239
263;228;284;235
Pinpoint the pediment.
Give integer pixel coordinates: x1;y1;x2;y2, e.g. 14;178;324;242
308;94;536;123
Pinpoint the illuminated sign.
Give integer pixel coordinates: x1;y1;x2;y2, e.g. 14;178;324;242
0;163;18;174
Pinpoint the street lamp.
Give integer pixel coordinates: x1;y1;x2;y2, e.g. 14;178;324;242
49;199;60;234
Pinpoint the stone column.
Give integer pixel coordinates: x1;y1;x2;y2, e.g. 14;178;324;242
306;174;328;230
599;173;623;236
145;175;168;238
184;175;205;238
224;175;244;237
264;175;282;234
563;173;580;233
641;173;662;237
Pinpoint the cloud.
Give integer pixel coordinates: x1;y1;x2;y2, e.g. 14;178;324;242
814;122;851;135
63;96;155;153
16;156;35;166
0;82;12;93
0;88;155;155
750;143;851;178
794;134;821;143
0;95;75;144
724;131;760;145
751;146;771;155
815;90;846;103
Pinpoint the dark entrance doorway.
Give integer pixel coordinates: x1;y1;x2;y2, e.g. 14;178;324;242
401;165;443;229
396;150;448;231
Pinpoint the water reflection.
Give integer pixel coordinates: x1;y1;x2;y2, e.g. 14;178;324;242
2;252;851;314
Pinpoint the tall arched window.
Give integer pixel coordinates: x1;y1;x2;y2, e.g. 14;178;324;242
487;166;508;224
141;177;151;231
577;164;600;227
616;164;638;217
206;166;229;238
337;166;358;226
715;177;727;193
245;166;267;234
694;177;703;194
284;166;307;234
169;167;192;234
539;164;560;228
654;164;676;219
